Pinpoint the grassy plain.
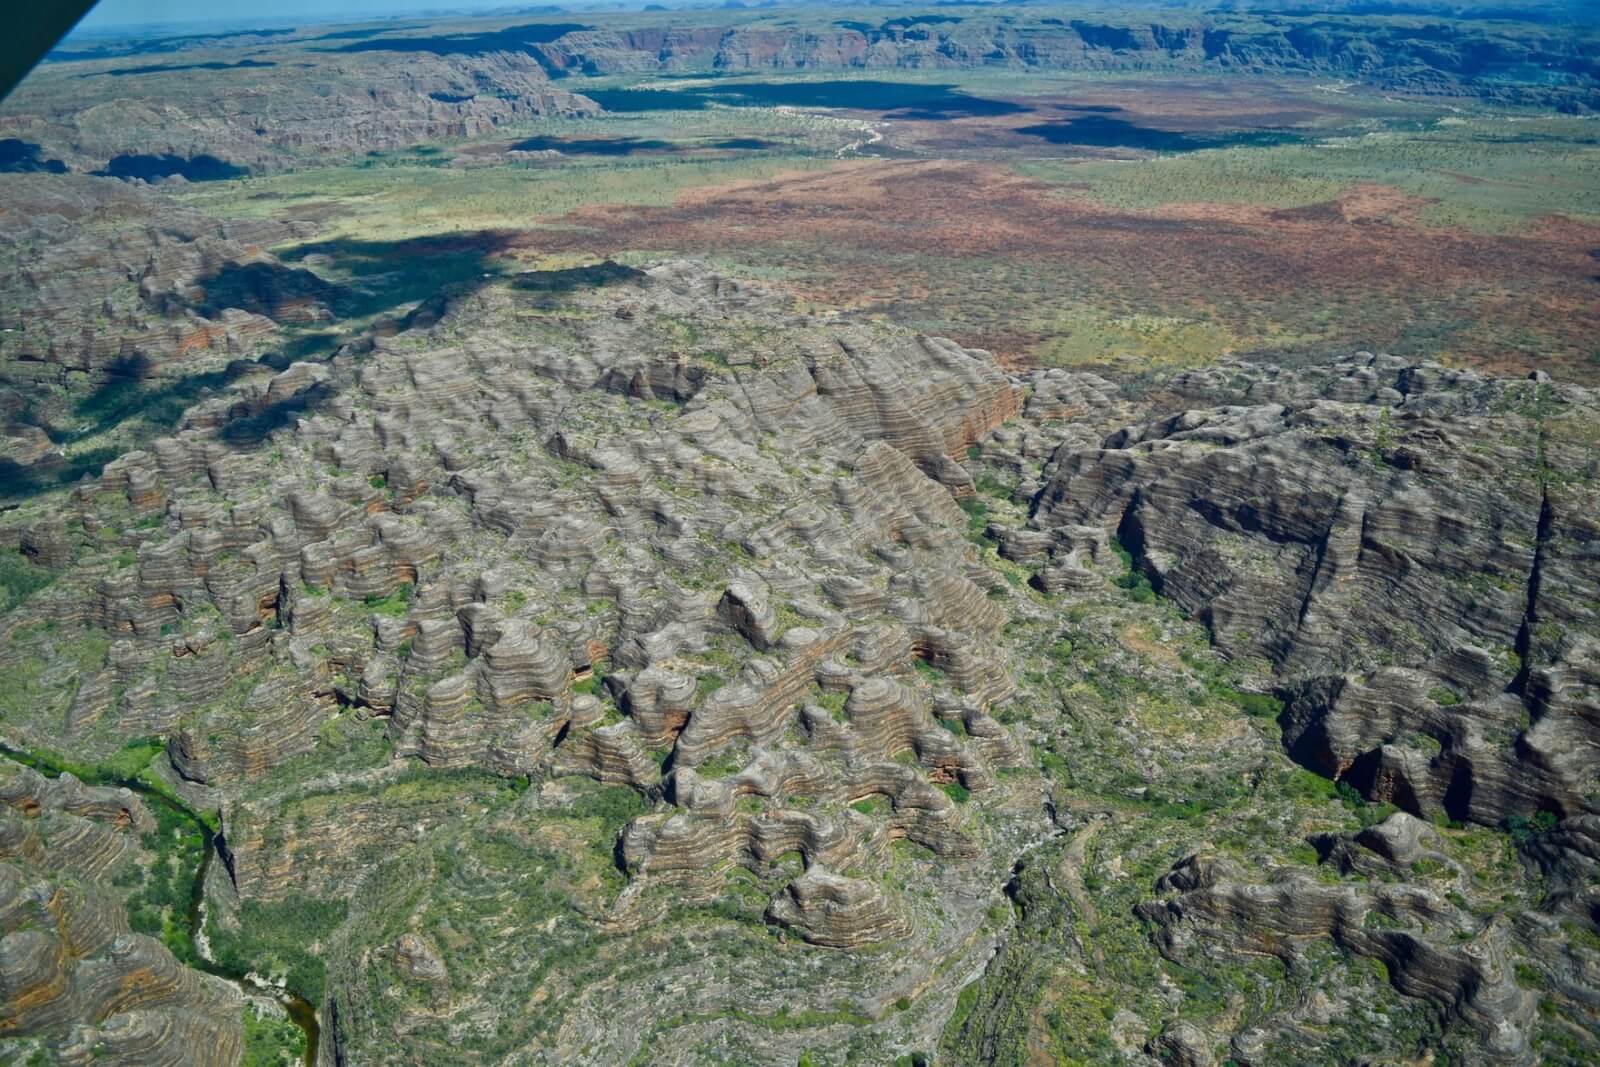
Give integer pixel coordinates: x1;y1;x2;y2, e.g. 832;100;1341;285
171;69;1600;381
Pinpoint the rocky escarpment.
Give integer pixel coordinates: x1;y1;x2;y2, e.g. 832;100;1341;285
513;12;1596;111
5;9;1593;178
1;45;597;176
1027;353;1600;830
0;762;244;1066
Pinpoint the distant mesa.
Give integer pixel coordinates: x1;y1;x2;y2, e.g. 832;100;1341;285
0;139;67;174
92;153;249;182
326;22;590;56
47;26;294;62
429;91;477;103
96;59;277;77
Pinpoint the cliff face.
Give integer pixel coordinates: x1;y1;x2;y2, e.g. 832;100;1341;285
533;14;1599;109
2;9;1593;183
0;49;598;176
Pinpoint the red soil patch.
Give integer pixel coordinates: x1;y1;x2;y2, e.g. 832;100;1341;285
508;159;1600;380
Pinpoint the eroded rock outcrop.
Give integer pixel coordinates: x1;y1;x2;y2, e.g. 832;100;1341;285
1030;354;1600;830
0;763;243;1066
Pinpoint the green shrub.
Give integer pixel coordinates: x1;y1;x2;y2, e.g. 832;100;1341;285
1506;810;1557;845
241;1002;306;1067
0;550;55;614
364;583;414;617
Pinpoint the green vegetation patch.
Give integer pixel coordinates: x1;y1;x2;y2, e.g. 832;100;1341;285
241;1002;307;1067
211;896;348;1004
0;549;55;614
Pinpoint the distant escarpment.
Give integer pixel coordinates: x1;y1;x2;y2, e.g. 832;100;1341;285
1;46;597;176
539;15;1598;109
1026;353;1600;834
3;9;1593;179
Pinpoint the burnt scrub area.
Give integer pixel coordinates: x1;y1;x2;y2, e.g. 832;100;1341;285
508;160;1600;380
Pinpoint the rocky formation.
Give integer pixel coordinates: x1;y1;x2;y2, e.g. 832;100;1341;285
0;260;1045;1062
1027;353;1600;829
2;247;1596;1063
531;14;1599;110
4;9;1593;180
0;173;337;497
0;763;244;1066
2;43;596;176
0;175;311;377
1139;823;1538;1065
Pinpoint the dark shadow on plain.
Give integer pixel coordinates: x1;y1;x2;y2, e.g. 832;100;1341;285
307;26;423;42
72;355;230;440
191;261;346;320
0;139;67;173
587;79;1029;120
835;14;962;33
218;382;335;446
1016;114;1304;152
581;87;714;112
511;135;677;156
326;23;589;56
94;59;275;77
274;231;519;321
511;260;647;293
0;449;121;500
709;137;775;149
509;134;775;156
93;153;249;181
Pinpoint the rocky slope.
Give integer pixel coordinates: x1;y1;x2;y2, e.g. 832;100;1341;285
0;762;245;1066
0;174;335;497
0;262;1595;1064
0;44;596;176
1026;353;1599;831
538;12;1599;110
